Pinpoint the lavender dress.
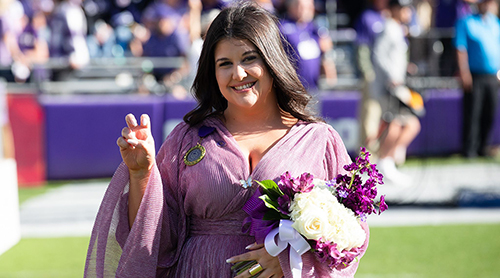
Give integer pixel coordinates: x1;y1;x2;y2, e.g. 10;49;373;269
84;117;369;278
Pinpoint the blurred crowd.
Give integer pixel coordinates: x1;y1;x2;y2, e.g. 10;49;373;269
0;0;498;90
0;0;336;91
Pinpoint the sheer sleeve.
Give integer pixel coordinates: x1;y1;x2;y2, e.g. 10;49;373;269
278;124;370;277
84;122;191;278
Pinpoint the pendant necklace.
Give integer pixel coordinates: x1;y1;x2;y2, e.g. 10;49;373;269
184;125;215;166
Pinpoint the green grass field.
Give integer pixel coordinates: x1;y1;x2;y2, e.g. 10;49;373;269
356;224;500;278
1;224;498;278
0;237;89;278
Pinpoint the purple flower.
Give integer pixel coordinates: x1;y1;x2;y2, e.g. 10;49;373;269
326;179;336;187
338;189;348;198
358;213;367;222
313;239;361;270
378;195;388;214
277;194;291;215
369;164;384;184
297;173;314;193
278;172;297;196
343;162;358;172
278;172;316;194
333;147;387;218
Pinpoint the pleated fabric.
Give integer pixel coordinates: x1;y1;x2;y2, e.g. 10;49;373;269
84;116;369;278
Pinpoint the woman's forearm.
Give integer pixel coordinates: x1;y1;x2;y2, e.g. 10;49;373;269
128;169;152;228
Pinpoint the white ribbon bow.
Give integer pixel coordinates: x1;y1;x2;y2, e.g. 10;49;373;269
264;219;310;278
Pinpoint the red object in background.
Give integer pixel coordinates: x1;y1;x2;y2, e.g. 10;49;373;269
8;93;46;187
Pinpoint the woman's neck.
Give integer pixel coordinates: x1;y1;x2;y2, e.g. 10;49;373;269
223;105;296;134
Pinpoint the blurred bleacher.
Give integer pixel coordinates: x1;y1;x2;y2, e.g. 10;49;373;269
2;0;497;186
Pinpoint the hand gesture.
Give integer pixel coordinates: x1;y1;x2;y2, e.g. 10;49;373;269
116;114;156;175
227;243;284;278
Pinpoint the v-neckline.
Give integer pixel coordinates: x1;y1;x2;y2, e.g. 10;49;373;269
212;117;301;176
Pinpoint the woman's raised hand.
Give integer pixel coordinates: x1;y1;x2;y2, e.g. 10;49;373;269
117;114;156;176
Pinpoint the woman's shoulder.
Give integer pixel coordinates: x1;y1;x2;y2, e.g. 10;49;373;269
297;120;337;135
296;120;345;143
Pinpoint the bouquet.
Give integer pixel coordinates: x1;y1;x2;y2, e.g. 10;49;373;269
234;147;387;277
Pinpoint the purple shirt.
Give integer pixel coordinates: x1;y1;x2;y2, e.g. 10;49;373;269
84;117;369;277
435;0;472;28
280;19;322;90
48;2;88;58
142;32;186;58
354;8;385;47
18;24;38;52
142;31;186;75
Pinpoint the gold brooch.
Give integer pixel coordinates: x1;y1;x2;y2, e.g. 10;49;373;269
184;126;216;166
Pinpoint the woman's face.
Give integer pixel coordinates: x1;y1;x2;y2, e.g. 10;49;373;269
214;38;275;113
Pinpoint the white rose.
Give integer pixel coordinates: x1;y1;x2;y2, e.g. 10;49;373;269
291;206;329;240
290;186;366;252
290;187;336;240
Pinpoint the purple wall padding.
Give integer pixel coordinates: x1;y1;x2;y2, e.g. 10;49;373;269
40;94;165;180
40;90;500;180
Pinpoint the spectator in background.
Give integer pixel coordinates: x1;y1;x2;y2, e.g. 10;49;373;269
108;0;145;24
142;0;190;47
0;0;49;83
86;19;117;57
372;0;421;184
186;0;219;89
17;4;50;83
354;0;388;153
435;0;472;76
455;0;500;158
32;0;54;42
0;0;28;82
407;0;433;76
140;4;189;95
109;10;135;57
280;0;337;91
48;0;90;80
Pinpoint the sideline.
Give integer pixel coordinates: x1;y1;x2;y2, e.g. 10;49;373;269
18;175;500;238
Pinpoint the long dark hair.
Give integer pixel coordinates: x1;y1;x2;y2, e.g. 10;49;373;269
184;1;321;126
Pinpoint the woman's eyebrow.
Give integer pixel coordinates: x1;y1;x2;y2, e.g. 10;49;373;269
215;50;258;63
215;57;230;63
243;50;258;56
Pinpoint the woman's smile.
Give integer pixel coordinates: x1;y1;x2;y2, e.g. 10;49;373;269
232;81;256;91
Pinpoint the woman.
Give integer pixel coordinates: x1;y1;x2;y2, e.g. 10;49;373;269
84;2;369;277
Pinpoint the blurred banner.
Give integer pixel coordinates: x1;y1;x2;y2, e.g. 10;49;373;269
8;93;46;187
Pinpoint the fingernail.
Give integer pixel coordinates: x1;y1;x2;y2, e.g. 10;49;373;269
245;244;254;250
141;115;148;126
226;258;235;263
127;139;139;145
130;117;138;127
